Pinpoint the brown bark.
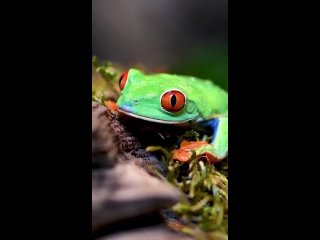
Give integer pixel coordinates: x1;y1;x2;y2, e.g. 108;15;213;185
92;102;190;239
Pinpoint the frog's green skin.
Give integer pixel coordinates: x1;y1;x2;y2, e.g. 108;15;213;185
117;68;228;160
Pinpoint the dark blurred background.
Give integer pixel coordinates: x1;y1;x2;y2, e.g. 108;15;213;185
92;0;228;90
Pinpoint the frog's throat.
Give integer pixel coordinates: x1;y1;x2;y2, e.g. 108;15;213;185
118;108;192;125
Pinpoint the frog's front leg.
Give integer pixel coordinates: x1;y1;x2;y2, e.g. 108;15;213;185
172;115;228;163
197;116;228;161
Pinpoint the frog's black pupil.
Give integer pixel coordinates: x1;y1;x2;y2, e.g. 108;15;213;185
119;74;124;85
171;94;177;107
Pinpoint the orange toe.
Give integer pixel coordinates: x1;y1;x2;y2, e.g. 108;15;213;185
172;140;211;163
104;100;118;112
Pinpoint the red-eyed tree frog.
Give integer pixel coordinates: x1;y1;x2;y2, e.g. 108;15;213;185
116;68;228;163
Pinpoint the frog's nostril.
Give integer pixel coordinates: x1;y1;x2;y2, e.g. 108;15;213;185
133;99;139;105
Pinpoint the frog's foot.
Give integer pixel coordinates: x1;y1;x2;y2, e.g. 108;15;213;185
172;140;222;164
173;116;228;163
104;100;118;113
200;117;228;159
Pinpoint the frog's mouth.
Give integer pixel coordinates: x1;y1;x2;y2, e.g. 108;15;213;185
118;107;191;125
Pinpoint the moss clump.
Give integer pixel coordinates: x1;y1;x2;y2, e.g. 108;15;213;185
167;155;228;239
147;129;228;240
92;56;122;104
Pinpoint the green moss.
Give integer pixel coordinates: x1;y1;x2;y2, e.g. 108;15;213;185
92;56;123;104
167;152;228;239
92;56;117;82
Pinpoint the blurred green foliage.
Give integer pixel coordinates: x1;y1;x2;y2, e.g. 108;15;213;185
170;44;228;91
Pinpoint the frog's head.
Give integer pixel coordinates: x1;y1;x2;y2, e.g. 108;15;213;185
116;68;200;124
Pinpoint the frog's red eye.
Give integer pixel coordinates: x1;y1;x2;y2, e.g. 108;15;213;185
161;90;186;113
119;70;129;90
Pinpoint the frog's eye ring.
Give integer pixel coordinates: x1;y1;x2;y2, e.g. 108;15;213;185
119;70;129;90
160;90;186;113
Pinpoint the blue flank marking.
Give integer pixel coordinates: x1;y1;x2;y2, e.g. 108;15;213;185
198;119;220;144
121;102;133;112
123;106;132;112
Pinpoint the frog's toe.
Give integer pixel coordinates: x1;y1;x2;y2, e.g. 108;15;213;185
172;140;224;164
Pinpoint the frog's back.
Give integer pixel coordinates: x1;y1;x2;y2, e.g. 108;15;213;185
149;72;228;118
